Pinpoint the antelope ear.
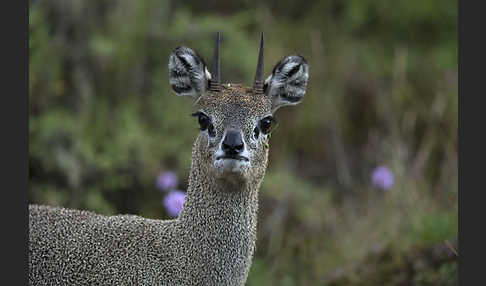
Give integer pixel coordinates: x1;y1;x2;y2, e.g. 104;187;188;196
265;55;309;112
168;46;211;99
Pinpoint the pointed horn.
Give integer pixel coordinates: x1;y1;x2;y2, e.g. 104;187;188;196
253;32;264;94
209;32;221;92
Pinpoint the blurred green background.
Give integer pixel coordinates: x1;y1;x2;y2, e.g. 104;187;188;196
29;0;457;285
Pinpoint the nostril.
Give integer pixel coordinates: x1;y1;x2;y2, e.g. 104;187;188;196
235;143;244;152
222;143;243;155
222;142;231;152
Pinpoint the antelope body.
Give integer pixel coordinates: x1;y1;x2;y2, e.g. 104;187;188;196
29;33;309;285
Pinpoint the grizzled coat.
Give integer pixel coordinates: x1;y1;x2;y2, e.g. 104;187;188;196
29;33;309;285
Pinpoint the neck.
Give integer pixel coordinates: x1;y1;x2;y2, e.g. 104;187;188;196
175;149;264;284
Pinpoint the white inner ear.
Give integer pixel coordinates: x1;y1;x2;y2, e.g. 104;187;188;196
180;53;197;67
205;67;212;80
264;75;272;85
281;61;300;76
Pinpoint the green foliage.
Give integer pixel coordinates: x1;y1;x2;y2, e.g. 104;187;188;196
327;241;457;286
411;211;458;245
29;0;457;284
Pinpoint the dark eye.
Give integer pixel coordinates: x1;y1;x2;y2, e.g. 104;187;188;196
191;112;210;131
259;116;277;134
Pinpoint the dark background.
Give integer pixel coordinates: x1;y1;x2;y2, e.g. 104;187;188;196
29;0;457;285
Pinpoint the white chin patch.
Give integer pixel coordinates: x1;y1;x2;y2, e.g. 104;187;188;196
213;158;250;176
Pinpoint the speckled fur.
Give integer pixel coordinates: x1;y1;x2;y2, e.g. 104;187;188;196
29;87;270;286
29;44;309;285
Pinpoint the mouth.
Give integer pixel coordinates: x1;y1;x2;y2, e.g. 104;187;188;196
216;155;249;162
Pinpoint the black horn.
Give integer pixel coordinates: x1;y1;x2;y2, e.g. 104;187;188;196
209;32;221;92
253;32;264;95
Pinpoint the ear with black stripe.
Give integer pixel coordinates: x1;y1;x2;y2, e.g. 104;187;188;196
265;55;309;112
168;46;211;99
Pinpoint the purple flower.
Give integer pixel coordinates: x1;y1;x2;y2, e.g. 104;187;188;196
371;166;394;190
163;190;186;217
156;171;178;191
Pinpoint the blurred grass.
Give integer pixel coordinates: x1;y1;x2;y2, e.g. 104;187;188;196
29;0;457;285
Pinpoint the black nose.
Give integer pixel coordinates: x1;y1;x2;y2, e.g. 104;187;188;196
222;130;244;155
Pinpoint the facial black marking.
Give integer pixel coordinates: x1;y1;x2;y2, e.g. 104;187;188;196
208;122;216;137
253;126;260;139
